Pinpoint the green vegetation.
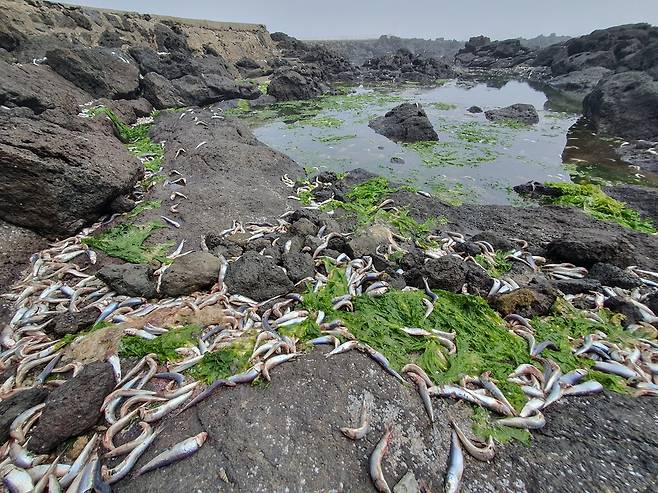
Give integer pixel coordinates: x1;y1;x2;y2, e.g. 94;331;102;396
120;325;202;362
405;141;498;167
127;200;162;219
430;101;458;111
83;220;173;264
290;116;343;128
89;106;165;173
187;338;255;384
430;181;467;206
475;251;513;278
258;81;269;94
302;266;529;410
495;119;530;129
316;134;357;143
530;300;629;393
454;122;499;145
472;406;531;445
56;321;112;348
544;182;656;234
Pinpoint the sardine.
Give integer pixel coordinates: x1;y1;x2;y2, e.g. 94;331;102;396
135;432;208;476
369;426;393;493
445;430;464;493
450;420;495;461
562;380;603;396
340;397;370;440
496;411;545;429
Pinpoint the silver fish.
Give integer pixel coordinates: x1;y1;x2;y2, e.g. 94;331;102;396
340;397;370;440
135;432;208;476
496;411;545;429
369;426;393;493
450;420;495;461
445;430;464;493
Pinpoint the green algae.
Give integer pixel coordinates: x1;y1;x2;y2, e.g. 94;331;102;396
289;116;343;128
119;325;202;362
127;199;162;219
543;182;656;234
316;134;357;143
83;220;173;264
475;250;512;278
472;406;532;445
430;101;458;111
187;337;255;384
405;141;498;167
429;181;467;206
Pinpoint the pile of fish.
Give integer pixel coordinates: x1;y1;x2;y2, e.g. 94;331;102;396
1;169;657;492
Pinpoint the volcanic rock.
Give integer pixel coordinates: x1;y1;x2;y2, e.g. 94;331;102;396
369;103;438;142
484;103;539;125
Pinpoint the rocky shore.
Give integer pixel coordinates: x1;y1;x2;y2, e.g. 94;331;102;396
1;1;657;492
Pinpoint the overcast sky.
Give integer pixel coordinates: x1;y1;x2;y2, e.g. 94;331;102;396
62;1;658;40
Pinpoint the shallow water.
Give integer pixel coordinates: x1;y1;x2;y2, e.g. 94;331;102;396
234;80;654;205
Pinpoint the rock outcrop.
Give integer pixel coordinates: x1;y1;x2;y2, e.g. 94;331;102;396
268;65;330;101
484;103;539;125
369;103;439;142
0;111;143;237
455;37;535;68
362;48;456;83
583;71;658;140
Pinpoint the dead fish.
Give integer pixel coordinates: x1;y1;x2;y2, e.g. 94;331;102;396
177;379;236;414
362;345;405;383
369;426;393;493
326;340;359;358
480;371;516;416
445;430;464;493
59;433;98;488
262;353;298;381
562;380;603;396
496;411;545;430
409;373;434;423
594;361;638;380
140;391;193;422
340;397;370;440
402;363;435;387
2;466;34;493
102;428;160;484
135;432;208;477
160;215;181;228
450;420;495;461
559;368;587;386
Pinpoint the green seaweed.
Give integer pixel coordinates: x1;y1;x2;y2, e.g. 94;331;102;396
187;338;254;384
430;101;458;111
405;141;498;167
289;116;344;128
127;200;162;219
472;406;532;445
119;325;202;362
316;134;358;143
475;251;512;278
83;220;172;264
544;182;656;234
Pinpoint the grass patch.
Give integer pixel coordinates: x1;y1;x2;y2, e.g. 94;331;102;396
303;267;529;410
187;338;255;384
544;182;656;234
475;251;512;278
430;101;458;111
127;200;162;219
119;325;201;362
83;220;173;264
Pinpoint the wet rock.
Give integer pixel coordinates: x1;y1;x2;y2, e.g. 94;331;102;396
0;59;90;114
484;103;539;125
49;308;99;336
267;66;329;101
464;263;494;296
490;287;555;318
225;251;294;301
391;156;405;164
0;112;143;237
140;72;183;109
453;241;482;257
160;252;221;297
28;362;114;453
346;224;391;258
587;263;642;289
455;38;534;68
613;144;658;175
512;181;563;200
545;232;634;268
552;278;603;295
362;48;456;84
467;105;483;113
603;296;644;326
369;103;438;142
109;195;137;214
97;97;153;125
97;263;157;298
172;74;261;107
551;50;616;76
469;231;514;252
46;46;139;99
0;387;49;443
282;252;315;283
583;71;658;140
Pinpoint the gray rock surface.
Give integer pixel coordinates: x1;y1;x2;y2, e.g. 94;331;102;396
160;252;221;297
49;308;99;336
46;46;139;99
587;262;642;289
267;66;329;101
0;111;143;237
281;252;315;283
423;256;468;293
28;362;114;453
0;387;49;443
583;71;658;140
484;104;539;125
544;232;635;268
369;103;439;142
546;66;613;98
490;286;556;318
96;263;157;298
140;72;183;109
225;251;294;301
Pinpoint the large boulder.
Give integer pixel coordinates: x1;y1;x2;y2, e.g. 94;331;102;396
545;231;635;268
0;59;90;114
160;252;221;297
484;104;539;125
172;74;260;107
140;72;183;110
551;51;616;76
225;251;294;301
547;67;613;97
583;71;658;140
97;263;158;298
369;103;438;142
28;362;115;453
490;286;556;318
0;111;143;236
46;46;139;99
49;308;100;336
267;66;329;101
